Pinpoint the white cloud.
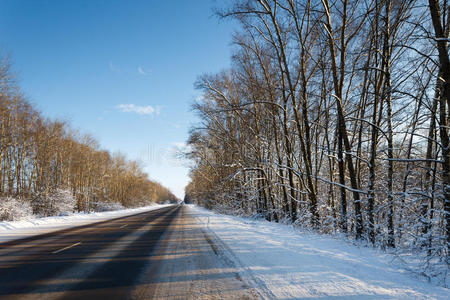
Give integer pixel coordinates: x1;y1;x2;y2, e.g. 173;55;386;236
138;66;146;75
116;104;159;115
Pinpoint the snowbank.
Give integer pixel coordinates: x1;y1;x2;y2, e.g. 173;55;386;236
189;205;449;299
0;203;171;244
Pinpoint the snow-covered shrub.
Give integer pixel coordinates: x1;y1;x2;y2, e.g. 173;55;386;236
32;189;76;217
91;201;124;212
0;197;33;221
51;189;77;215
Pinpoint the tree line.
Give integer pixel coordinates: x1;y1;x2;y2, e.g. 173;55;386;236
186;0;449;280
0;58;177;218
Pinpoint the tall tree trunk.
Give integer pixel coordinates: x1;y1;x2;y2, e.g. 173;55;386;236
384;0;395;248
428;0;450;250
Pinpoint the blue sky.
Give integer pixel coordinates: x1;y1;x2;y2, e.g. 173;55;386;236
0;0;235;198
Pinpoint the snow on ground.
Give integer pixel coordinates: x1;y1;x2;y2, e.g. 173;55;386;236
190;205;449;299
0;203;171;244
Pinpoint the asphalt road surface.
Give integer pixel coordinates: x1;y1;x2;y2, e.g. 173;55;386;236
0;205;257;299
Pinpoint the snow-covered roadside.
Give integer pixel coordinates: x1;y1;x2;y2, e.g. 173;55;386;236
0;203;172;244
189;205;449;299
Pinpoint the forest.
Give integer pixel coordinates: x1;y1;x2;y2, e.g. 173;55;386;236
185;0;450;281
0;58;177;221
